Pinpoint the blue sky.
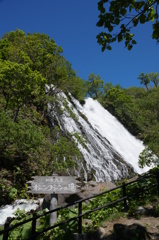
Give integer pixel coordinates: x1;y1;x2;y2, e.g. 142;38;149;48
0;0;158;88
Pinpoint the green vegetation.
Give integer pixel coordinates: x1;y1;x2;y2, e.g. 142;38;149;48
138;72;159;90
87;72;159;166
1;167;159;240
0;29;159;207
96;0;159;51
86;73;104;99
0;29;87;205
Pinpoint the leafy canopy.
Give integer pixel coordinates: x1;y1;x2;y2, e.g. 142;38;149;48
87;73;104;98
97;0;159;51
138;72;159;89
0;30;85;204
0;60;46;122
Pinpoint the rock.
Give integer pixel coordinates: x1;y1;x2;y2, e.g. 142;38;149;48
86;227;106;240
73;233;87;240
113;223;151;240
135;206;147;214
88;181;97;187
97;227;105;239
101;222;107;228
82;219;93;227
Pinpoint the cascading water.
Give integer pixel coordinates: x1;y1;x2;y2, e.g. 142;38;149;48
48;93;152;182
0;91;154;226
0;199;41;226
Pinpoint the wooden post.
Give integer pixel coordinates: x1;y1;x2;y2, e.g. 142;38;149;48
156;170;159;195
3;222;10;240
50;194;58;226
31;212;37;238
122;182;128;212
78;201;82;234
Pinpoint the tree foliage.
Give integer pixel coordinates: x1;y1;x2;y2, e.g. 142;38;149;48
98;83;159;167
138;146;158;168
96;0;159;51
138;72;159;89
87;73;104;98
0;60;46;122
137;72;151;90
0;30;85;205
0;29;159;205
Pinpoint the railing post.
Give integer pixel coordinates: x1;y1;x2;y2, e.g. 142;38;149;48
3;221;10;240
31;212;37;238
156;170;159;195
78;201;82;234
122;182;128;212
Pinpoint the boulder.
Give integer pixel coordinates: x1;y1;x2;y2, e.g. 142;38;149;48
113;223;151;240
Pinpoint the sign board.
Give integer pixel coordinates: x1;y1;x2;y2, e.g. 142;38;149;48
27;176;80;194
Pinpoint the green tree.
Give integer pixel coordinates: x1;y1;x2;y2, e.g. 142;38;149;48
137;72;151;90
138;146;158;168
87;73;104;98
96;0;159;51
0;110;46;162
0;30;87;204
0;60;46;122
0;30;86;102
149;72;159;87
138;72;159;89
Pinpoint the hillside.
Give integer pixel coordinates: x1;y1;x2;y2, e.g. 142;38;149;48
0;30;159;207
1;171;159;240
88;211;159;240
0;30;88;205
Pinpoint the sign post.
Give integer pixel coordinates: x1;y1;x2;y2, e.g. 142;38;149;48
27;176;80;226
50;193;58;226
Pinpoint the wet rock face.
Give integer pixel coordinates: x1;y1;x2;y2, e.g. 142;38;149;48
48;93;150;182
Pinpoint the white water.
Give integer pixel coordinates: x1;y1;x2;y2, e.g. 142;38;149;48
80;98;151;174
0;199;41;226
0;94;153;226
51;94;152;181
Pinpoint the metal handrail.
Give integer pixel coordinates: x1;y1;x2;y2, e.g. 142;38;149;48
0;169;159;239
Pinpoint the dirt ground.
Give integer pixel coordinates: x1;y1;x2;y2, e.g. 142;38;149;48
80;181;159;240
43;180;159;239
100;215;159;240
85;202;159;240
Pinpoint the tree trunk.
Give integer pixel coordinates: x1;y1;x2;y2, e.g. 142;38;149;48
13;107;20;122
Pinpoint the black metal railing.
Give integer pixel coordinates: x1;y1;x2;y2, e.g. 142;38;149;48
0;169;159;240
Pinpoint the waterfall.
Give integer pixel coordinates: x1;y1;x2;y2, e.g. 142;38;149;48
0;93;154;226
0;199;41;226
48;93;152;182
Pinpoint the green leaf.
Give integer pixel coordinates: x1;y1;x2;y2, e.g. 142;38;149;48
21;222;32;239
120;8;127;16
115;18;120;25
107;45;112;50
127;44;133;50
133;17;138;27
98;1;105;13
140;14;146;24
108;25;113;32
97;19;104;27
150;7;155;22
96;0;159;51
152;22;159;40
118;34;123;42
132;40;137;44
